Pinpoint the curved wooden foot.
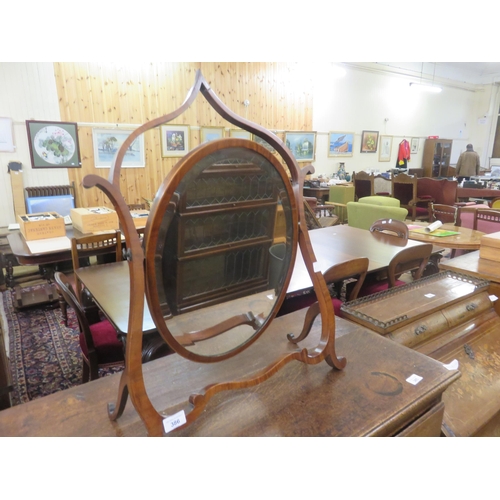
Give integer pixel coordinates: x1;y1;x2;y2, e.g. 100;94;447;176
287;302;320;344
108;371;129;421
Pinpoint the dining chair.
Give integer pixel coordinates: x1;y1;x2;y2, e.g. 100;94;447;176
54;271;124;383
428;203;460;225
369;218;409;239
489;197;500;209
358;243;433;297
473;208;500;232
353;171;374;201
373;174;392;196
428;203;461;258
57;230;123;326
303;198;339;230
277;257;368;317
391;173;429;221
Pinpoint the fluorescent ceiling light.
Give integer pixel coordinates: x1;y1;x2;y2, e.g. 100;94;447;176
409;82;442;93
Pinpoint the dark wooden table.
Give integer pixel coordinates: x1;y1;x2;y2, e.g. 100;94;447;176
457;187;500;202
303;186;330;203
75;225;431;334
288;225;429;296
0;307;459;437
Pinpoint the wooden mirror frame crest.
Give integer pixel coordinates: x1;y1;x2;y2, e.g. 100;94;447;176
82;69;346;436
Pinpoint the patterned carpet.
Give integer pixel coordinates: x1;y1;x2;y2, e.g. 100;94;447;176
0;285;122;406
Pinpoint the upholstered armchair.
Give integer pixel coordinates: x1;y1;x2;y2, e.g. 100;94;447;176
346;201;408;230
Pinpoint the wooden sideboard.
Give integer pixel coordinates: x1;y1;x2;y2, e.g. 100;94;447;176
342;271;500;436
0;309;459;437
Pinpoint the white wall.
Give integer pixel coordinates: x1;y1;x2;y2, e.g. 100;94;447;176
311;63;494;178
0;62;69;227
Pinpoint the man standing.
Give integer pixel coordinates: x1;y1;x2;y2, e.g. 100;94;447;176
456;144;481;183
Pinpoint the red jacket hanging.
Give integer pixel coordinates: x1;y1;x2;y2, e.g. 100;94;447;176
396;139;411;168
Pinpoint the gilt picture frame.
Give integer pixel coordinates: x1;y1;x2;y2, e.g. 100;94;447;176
411;137;419;154
229;129;252;140
92;128;145;168
285;131;316;162
160;124;190;157
26;120;81;168
200;126;225;144
328;131;354;157
360;130;379;153
378;135;393;162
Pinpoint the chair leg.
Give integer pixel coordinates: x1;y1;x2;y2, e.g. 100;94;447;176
58;290;68;326
82;359;90;384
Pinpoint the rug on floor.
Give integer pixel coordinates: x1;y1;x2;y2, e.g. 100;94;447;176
0;285;123;406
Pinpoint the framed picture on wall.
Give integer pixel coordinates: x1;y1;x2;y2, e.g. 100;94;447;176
201;126;225;144
253;134;276;153
229;129;252;140
360;130;379;153
285;131;316;162
160;124;190;157
92;128;145;168
26;120;82;168
378;135;393;162
328;131;354;157
411;137;419;154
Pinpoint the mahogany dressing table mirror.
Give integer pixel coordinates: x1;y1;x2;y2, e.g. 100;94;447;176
83;70;346;436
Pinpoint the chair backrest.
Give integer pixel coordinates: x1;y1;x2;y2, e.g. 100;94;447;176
373;175;392;196
323;257;369;301
417;177;458;206
490;197;500;209
128;203;146;210
391;172;417;207
370;218;409;239
387;243;432;288
473;209;500;231
71;230;123;302
353;171;374;200
53;271;96;353
303;200;322;230
429;203;460;225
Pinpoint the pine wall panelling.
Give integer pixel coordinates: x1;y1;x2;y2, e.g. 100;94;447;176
53;62;313;209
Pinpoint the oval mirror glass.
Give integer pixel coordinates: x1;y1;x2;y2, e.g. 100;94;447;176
146;139;296;362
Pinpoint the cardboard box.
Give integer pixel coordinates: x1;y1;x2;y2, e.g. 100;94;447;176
70;207;119;234
130;209;149;228
479;231;500;262
17;212;66;241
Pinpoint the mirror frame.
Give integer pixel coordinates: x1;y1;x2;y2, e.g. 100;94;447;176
82;69;346;436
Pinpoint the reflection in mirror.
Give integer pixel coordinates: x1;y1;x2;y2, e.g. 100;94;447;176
152;143;294;359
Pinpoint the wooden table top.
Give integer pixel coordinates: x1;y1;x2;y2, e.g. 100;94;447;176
76;225;430;335
457;187;500;199
0;308;459;437
288;225;427;295
7;228;76;265
407;223;485;250
439;250;500;284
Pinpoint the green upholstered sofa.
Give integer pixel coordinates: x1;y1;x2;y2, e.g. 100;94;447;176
346;201;408;230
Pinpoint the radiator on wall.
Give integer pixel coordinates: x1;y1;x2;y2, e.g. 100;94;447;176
25;183;75;198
